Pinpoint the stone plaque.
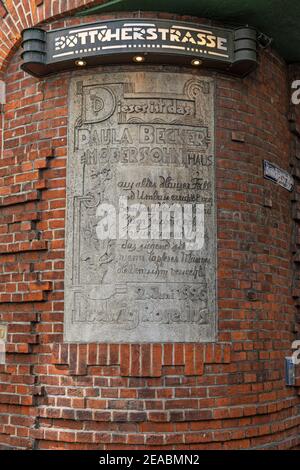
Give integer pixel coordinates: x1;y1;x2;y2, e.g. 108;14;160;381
65;69;216;342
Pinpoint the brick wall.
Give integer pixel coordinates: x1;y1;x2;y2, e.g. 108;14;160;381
0;3;299;450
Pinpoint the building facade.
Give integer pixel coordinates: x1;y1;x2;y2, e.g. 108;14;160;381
0;1;299;450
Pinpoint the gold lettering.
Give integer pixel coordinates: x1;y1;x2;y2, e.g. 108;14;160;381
146;28;158;40
217;37;227;51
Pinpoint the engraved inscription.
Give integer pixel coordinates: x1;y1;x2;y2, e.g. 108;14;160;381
65;70;216;342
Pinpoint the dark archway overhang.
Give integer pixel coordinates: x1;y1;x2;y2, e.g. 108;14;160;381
75;0;300;64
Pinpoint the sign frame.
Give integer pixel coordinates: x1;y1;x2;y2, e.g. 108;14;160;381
263;160;294;192
21;18;257;77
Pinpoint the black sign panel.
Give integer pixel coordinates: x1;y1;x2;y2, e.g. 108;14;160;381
21;19;257;77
